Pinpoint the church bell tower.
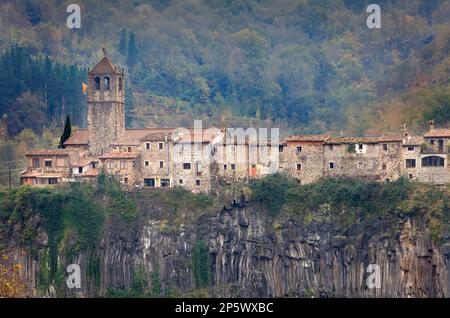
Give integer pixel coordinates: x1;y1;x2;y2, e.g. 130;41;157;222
87;52;125;155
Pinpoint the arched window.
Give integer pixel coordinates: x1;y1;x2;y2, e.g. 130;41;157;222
94;77;101;90
118;77;123;91
104;77;110;90
421;156;445;167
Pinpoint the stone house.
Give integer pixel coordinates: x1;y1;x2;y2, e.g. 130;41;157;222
19;55;450;191
283;135;329;184
22;149;79;186
98;151;141;186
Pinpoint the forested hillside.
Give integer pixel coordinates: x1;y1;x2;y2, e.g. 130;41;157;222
0;0;450;137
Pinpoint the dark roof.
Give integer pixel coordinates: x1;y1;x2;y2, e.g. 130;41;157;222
286;135;330;142
140;132;172;142
326;137;380;144
89;56;123;75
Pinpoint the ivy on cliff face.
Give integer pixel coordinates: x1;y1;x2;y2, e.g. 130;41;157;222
192;240;212;289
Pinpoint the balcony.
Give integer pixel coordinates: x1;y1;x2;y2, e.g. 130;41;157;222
420;144;450;155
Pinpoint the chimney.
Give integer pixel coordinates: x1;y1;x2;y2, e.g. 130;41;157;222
429;120;435;131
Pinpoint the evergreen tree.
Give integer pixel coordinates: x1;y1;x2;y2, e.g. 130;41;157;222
126;32;138;67
119;28;127;56
58;114;71;149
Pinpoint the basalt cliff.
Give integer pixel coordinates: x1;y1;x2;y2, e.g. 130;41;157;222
1;178;450;298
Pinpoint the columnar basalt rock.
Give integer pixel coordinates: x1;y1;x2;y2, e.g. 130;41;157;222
6;204;450;298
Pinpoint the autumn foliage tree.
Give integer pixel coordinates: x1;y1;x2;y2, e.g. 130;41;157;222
0;252;31;298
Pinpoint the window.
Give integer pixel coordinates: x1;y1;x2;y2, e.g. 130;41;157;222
430;140;435;145
196;161;202;174
279;145;284;153
32;158;39;168
44;160;52;167
145;142;150;150
407;146;415;151
223;164;227;170
386;178;390;182
118;77;123;91
48;178;58;185
329;162;335;169
183;163;191;170
231;164;236;170
144;178;155;187
103;77;110;90
159;161;164;169
127;147;132;152
358;144;363;150
195;180;201;186
158;142;164;150
357;162;363;169
328;145;333;150
92;162;97;169
179;179;183;184
106;161;112;169
409;174;413;179
296;163;302;171
124;177;128;185
161;179;170;187
382;164;387;171
383;144;388;151
94;77;101;90
78;167;83;174
120;160;127;169
144;161;149;167
406;159;416;168
296;146;302;153
422;156;444;167
211;147;217;155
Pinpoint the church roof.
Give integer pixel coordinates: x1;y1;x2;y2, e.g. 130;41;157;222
89;56;123;75
64;129;89;145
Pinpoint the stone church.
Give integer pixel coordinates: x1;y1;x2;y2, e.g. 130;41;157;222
20;55;450;191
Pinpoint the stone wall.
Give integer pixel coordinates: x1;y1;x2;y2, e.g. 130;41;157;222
283;142;325;184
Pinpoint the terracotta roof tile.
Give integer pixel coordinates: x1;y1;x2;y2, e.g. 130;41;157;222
424;129;450;138
89;56;122;75
379;134;404;142
26;149;72;155
326;137;380;144
83;169;100;177
64;129;88;145
286;135;330;142
71;157;98;167
403;136;424;146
